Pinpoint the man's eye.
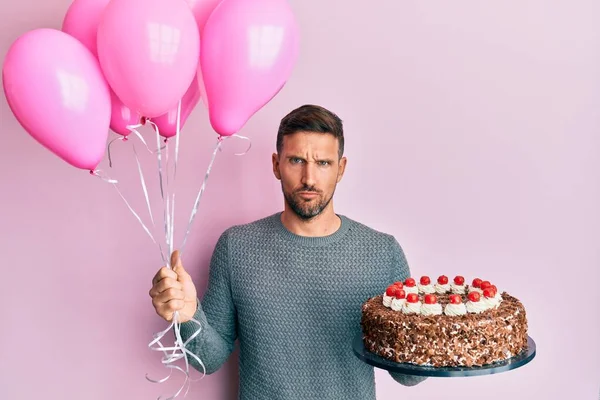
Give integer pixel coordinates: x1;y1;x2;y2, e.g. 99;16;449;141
318;161;330;166
291;158;303;164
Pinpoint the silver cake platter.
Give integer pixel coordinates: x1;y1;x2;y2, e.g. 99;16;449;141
352;333;536;377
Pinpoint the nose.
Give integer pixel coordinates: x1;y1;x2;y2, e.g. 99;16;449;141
301;162;317;188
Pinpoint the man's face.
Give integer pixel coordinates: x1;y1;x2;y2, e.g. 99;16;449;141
273;131;347;220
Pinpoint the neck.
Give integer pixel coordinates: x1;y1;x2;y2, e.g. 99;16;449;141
280;202;341;237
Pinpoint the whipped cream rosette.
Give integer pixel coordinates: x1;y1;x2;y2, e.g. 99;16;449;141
450;275;466;294
434;275;450;294
417;276;435;294
420;294;443;316
402;293;421;314
403;277;419;295
444;294;467;316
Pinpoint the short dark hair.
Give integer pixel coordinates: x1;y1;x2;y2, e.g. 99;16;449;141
276;104;344;159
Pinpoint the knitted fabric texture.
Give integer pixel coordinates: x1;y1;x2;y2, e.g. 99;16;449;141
180;213;426;400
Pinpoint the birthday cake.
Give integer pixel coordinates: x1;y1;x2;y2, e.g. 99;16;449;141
360;275;528;367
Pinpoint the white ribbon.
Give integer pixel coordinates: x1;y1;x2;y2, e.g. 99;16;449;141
97;106;252;399
90;169;161;255
180;134;252;256
145;103;207;400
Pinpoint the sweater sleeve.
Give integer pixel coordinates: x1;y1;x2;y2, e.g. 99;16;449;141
179;231;238;375
387;236;428;387
388;236;411;284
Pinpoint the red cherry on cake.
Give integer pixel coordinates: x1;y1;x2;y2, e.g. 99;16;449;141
468;291;481;302
454;275;465;285
449;294;462;304
491;285;498;294
437;275;449;285
394;288;406;299
406;293;419;303
483;288;496;298
393;281;404;289
480;281;492;291
472;278;483;288
424;294;438;304
385;286;396;296
404;278;416;287
420;276;431;285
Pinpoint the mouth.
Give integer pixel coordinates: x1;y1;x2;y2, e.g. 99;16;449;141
297;191;319;199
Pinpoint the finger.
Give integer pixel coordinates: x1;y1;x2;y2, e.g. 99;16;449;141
155;300;184;322
156;308;173;322
152;267;177;286
149;278;183;298
171;250;192;283
171;250;182;269
154;287;185;305
163;299;185;313
176;267;192;283
156;299;185;319
153;297;181;320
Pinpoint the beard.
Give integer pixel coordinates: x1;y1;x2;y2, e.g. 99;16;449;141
283;184;335;220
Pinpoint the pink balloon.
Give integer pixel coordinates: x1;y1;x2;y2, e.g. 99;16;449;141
97;0;200;118
110;90;142;136
197;62;209;109
201;0;299;136
62;0;111;57
2;29;110;170
152;76;201;138
186;0;222;109
62;0;141;136
187;0;223;33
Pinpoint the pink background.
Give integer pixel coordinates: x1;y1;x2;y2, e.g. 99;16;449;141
1;1;599;399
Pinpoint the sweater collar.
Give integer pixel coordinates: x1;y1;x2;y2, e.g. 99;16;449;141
271;212;351;247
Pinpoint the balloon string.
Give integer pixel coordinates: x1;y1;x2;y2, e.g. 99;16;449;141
179;138;222;256
107;124;163;169
144;119;170;267
146;313;206;400
148;120;166;201
129;124;165;154
103;127;168;265
145;102;206;400
179;134;251;256
133;143;156;227
107;136;126;168
231;134;252;156
171;100;182;255
99;116;252;400
90;170;162;259
164;136;172;257
90;169;118;184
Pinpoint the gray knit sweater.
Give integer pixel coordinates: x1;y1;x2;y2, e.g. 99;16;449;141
180;213;426;399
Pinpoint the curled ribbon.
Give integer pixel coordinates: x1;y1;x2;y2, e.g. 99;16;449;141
90;168;118;184
97;102;252;399
146;313;206;400
108;123;162;169
145;103;207;400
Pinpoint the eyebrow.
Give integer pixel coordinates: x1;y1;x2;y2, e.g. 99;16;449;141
287;155;335;163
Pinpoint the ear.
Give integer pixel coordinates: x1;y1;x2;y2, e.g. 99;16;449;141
336;156;347;183
272;153;281;180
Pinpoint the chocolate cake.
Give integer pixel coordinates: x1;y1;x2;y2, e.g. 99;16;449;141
360;275;528;367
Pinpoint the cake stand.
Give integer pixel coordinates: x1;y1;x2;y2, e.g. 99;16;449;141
352;333;536;377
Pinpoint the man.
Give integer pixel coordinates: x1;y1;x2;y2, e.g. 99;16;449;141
149;105;427;399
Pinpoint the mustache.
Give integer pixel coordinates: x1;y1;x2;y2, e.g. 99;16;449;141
295;185;321;194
